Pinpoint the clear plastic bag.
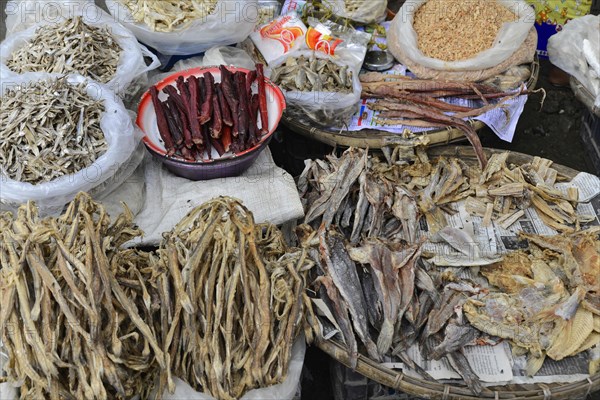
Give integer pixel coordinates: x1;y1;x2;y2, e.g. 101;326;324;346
162;336;306;400
0;3;160;96
0;73;142;216
389;0;535;71
548;15;600;108
104;0;260;56
322;0;387;24
269;50;362;127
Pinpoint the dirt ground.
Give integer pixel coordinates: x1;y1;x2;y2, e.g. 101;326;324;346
479;59;593;174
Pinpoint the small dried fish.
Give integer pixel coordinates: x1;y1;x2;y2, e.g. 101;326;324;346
272;55;353;93
7;16;121;84
0;78;107;184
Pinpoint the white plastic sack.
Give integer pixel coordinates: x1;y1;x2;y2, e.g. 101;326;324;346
105;0;259;56
162;336;306;400
322;0;387;24
0;3;160;96
0;73;141;216
390;0;535;71
269;51;362;127
548;15;600;109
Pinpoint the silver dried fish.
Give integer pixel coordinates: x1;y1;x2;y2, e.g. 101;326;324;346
7;16;122;84
0;77;107;184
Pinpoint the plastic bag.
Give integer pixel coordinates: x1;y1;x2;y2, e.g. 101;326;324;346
269;50;362;127
105;0;259;56
0;3;160;96
0;73;141;216
322;0;387;24
389;0;535;71
548;15;600;108
162;336;306;400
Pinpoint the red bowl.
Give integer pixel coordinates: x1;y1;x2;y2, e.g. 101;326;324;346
137;66;286;180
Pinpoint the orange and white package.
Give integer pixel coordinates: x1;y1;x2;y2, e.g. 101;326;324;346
250;15;308;65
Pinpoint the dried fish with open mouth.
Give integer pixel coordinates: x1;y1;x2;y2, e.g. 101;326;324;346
0;78;107;184
7;16;122;84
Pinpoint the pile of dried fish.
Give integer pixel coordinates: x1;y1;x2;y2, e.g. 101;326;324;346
271;55;354;93
297;147;599;394
467;229;600;376
465;152;587;232
7;17;122;84
0;78;107;184
0;193;164;399
156;197;313;399
0;194;314;399
360;72;539;168
120;0;218;32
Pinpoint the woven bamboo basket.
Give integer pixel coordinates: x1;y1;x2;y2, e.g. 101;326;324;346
281;57;540;149
570;76;600;117
315;145;599;400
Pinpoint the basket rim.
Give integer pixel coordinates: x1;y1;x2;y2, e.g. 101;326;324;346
281;56;540;149
314;145;597;400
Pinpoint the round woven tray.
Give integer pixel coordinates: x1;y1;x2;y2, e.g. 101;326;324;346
316;145;598;400
281;57;540;149
570;76;600;117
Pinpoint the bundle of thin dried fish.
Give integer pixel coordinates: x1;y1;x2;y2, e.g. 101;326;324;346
271;55;353;93
158;197;314;400
120;0;218;32
465;152;586;232
0;193;165;399
466;229;600;376
7;16;122;84
0;78;107;184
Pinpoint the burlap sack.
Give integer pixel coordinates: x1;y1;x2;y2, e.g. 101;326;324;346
388;27;538;82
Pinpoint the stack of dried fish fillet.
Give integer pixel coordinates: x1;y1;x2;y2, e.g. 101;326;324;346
466;152;586;231
467;230;600;376
157;197;313;399
7;16;122;84
0;78;107;184
297;147;600;394
120;0;218;32
0;194;312;400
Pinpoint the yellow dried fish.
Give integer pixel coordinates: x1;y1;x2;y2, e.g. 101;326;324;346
121;0;218;32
